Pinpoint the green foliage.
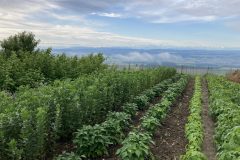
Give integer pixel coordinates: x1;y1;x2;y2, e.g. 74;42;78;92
0;33;179;159
142;89;156;101
0;52;107;92
116;131;154;160
70;72;176;159
134;95;149;110
117;75;188;160
0;32;108;92
71;74;179;159
0;67;176;159
181;150;207;160
145;106;167;120
151;75;178;96
55;152;85;160
106;112;131;129
103;112;131;144
218;126;240;160
102;119;125;144
122;103;138;116
181;76;206;159
219;151;240;160
207;75;240;159
140;116;160;133
6;139;22;160
0;31;39;58
72;93;141;158
73;125;112;158
221;126;240;153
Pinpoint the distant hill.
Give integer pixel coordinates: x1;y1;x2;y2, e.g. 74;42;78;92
52;47;240;68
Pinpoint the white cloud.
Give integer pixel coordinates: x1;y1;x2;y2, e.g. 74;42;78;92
111;52;184;64
91;12;122;18
0;0;240;48
151;15;217;23
1;12;231;49
122;0;240;23
1;22;237;48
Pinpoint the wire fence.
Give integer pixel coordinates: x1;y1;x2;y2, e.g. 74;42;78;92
175;66;233;75
110;64;239;75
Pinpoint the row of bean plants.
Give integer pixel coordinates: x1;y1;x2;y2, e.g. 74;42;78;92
59;75;181;159
116;75;189;160
207;75;240;160
0;67;176;159
181;76;207;160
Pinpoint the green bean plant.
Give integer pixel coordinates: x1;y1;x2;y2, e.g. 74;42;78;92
116;131;154;160
207;75;240;160
181;76;207;160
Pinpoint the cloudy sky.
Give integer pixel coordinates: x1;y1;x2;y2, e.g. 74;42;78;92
1;0;240;49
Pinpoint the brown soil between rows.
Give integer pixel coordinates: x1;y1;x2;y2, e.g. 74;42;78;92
150;78;194;160
201;78;217;160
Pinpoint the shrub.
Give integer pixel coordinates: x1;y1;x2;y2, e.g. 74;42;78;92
73;125;112;158
146;105;167;120
218;126;240;160
55;152;85;160
181;150;207;160
122;103;138;116
106;112;131;129
116;131;154;160
140;116;160;133
142;89;156;101
133;95;149;110
102;119;124;144
152;85;164;96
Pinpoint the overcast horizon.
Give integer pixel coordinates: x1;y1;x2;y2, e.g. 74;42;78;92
1;0;240;49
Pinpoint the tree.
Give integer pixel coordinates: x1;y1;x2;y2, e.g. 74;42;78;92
0;31;40;58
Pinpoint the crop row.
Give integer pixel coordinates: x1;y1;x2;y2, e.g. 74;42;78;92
181;76;206;160
56;74;182;159
0;67;176;159
207;75;240;160
116;75;188;160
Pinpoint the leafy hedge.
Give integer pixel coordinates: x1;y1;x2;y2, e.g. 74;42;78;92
181;76;207;160
207;75;240;160
117;75;188;160
0;32;108;92
0;52;107;92
0;67;176;159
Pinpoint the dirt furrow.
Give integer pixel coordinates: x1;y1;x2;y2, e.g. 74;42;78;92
202;78;217;160
150;78;194;160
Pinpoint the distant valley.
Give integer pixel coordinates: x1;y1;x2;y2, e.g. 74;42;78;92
53;47;240;69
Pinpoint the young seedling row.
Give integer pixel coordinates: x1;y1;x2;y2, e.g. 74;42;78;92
181;76;207;159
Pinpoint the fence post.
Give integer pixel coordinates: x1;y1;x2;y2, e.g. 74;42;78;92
207;66;209;74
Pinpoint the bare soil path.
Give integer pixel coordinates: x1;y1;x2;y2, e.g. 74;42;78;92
150;78;194;160
202;78;217;160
